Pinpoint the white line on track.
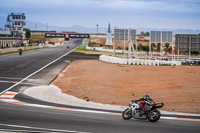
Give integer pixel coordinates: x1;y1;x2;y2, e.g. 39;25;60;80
0;80;42;86
0;44;81;95
161;116;177;120
0;77;42;81
0;129;51;133
0;123;90;133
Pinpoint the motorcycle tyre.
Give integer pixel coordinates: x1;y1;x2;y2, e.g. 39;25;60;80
122;108;132;120
147;110;161;122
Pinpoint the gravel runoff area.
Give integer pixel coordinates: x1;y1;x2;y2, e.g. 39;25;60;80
23;86;200;116
51;60;200;114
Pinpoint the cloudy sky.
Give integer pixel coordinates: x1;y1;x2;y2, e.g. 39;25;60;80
0;0;200;30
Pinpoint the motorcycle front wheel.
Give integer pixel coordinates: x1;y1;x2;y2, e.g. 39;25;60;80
122;108;132;120
147;110;161;122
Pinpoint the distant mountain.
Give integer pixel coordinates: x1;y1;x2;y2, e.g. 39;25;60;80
135;27;199;35
0;16;198;34
26;20;108;33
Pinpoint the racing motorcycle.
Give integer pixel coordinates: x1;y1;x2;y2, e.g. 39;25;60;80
122;100;164;122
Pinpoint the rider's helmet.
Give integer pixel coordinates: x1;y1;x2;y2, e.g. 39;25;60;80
143;93;149;99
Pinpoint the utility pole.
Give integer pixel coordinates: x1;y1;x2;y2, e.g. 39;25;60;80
160;31;162;58
189;36;191;63
128;29;132;58
96;24;99;40
178;36;180;61
124;29;125;56
149;32;151;59
35;23;37;30
46;23;48;31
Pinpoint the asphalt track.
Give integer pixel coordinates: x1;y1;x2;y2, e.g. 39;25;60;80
0;38;200;133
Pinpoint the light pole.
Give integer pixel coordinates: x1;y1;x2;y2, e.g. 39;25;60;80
96;24;99;40
46;23;48;31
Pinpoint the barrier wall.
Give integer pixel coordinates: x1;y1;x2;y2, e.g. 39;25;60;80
99;55;182;66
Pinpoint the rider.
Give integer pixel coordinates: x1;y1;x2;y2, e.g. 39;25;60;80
134;93;155;113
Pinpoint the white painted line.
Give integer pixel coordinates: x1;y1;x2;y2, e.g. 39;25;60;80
0;123;90;133
0;80;42;86
0;99;19;102
75;109;109;114
0;44;81;95
0;77;42;81
0;129;50;133
5;91;18;94
161;116;177;120
25;103;53;108
0;95;15;98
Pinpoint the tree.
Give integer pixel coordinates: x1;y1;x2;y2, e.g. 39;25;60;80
165;43;170;49
25;29;31;40
157;43;161;52
165;43;170;52
145;32;149;36
151;43;156;52
142;46;149;52
137;43;143;51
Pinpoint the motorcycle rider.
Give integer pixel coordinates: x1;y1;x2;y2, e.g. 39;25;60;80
134;93;155;115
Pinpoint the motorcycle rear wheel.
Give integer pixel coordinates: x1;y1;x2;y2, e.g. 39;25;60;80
147;110;161;122
122;108;132;120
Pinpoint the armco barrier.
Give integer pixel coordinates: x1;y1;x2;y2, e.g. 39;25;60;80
99;55;182;66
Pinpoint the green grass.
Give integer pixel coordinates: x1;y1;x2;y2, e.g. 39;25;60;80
73;48;124;55
79;38;89;49
83;96;90;102
30;35;45;40
74;49;101;53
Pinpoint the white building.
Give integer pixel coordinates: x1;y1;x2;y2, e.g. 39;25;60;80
5;13;26;39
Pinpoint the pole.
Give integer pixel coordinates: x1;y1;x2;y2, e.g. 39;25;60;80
149;31;151;59
113;38;116;56
96;24;99;40
178;36;180;61
124;29;125;56
128;28;132;59
135;31;138;58
189;36;191;63
172;34;174;61
160;31;162;58
46;23;48;31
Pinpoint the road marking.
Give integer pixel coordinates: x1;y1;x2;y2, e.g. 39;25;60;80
105;112;121;115
0;80;42;86
0;44;81;95
0;129;51;133
175;118;200;122
0;77;42;82
0;123;90;133
1;91;200;122
161;116;177;120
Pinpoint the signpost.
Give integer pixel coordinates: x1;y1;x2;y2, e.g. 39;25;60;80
114;29;136;41
45;33;65;38
45;33;90;38
150;31;173;59
114;29;137;57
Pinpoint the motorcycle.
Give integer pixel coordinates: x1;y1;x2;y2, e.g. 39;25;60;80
122;100;164;122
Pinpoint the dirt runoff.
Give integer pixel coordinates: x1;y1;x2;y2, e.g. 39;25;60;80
52;60;200;114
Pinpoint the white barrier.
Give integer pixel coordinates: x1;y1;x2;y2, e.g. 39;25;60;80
99;55;182;66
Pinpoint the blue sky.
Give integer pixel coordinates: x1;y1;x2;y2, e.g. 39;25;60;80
0;0;200;30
